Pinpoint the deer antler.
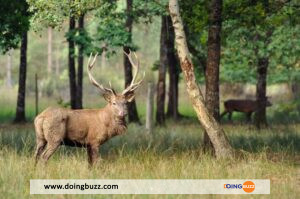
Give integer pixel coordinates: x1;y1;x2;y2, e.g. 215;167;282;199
122;50;145;95
87;53;115;95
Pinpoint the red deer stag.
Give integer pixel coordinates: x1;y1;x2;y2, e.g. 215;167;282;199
34;51;144;166
220;99;272;122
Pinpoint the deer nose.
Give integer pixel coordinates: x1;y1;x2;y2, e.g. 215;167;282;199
119;111;126;117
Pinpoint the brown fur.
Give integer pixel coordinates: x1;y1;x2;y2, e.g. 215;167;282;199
220;99;272;122
34;51;143;166
34;94;132;166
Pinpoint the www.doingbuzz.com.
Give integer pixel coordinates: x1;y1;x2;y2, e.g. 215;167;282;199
30;180;270;194
44;183;118;191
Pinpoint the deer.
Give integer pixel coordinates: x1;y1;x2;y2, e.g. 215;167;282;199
220;99;272;122
34;50;144;166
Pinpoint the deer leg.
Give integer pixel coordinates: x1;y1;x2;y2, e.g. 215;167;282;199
246;112;252;123
41;141;60;164
34;138;47;165
228;112;232;121
87;145;99;166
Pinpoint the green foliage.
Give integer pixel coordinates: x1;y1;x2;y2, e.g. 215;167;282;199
181;0;208;34
28;0;164;58
221;0;300;84
131;0;168;23
180;0;208;81
56;96;71;108
94;2;135;55
27;0;102;29
180;0;300;84
28;0;102;57
268;25;300;83
65;23;94;56
0;0;30;53
93;0;164;56
271;101;300;121
151;60;160;71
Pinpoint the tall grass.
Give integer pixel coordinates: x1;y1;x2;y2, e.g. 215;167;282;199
0;88;299;198
0;121;298;199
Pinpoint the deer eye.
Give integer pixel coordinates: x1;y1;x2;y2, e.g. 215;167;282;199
112;102;116;105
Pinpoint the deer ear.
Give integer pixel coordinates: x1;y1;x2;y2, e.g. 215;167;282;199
124;92;135;102
103;93;112;102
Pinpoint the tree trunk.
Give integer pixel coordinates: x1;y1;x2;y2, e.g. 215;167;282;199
166;15;180;120
14;32;27;123
156;15;168;125
6;49;13;88
204;0;222;151
77;14;85;109
254;0;271;128
55;47;60;75
291;82;300;113
68;17;77;109
255;57;268;128
146;82;154;133
124;0;140;123
47;27;53;75
169;0;233;158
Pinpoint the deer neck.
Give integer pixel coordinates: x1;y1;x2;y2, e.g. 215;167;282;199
102;104;127;127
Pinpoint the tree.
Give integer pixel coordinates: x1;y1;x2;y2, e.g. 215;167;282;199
156;14;182;123
77;14;85;109
253;0;271;128
169;0;233;158
0;1;29;52
67;13;91;109
14;32;28;122
166;15;181;120
0;0;30;122
203;0;222;150
220;0;300;127
180;0;222;147
124;0;140;123
180;0;209;81
255;53;270;128
95;0;164;122
28;0;97;109
67;16;78;109
156;15;168;125
28;0;163;114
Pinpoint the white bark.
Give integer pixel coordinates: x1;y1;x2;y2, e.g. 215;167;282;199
169;0;233;158
47;27;53;75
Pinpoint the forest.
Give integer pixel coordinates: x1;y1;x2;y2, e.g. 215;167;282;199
0;0;299;198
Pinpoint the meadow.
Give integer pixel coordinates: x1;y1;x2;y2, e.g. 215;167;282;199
0;93;299;199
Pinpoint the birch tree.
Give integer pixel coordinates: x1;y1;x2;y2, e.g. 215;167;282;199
168;0;233;158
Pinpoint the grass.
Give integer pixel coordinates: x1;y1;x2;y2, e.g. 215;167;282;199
0;90;299;198
0;120;299;199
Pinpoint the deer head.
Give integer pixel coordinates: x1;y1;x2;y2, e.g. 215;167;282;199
87;50;145;118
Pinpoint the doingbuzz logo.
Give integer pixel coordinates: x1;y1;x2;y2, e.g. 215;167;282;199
224;181;255;193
